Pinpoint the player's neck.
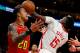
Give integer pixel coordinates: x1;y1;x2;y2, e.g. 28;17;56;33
63;27;68;32
61;24;68;33
15;17;24;26
60;22;68;33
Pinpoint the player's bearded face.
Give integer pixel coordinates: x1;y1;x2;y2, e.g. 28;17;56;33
19;8;29;22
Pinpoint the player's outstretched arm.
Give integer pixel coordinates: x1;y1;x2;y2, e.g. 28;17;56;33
32;12;56;24
32;12;46;22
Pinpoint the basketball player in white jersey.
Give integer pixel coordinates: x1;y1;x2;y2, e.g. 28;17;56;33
32;13;74;53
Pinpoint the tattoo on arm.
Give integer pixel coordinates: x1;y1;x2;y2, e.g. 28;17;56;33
8;24;29;43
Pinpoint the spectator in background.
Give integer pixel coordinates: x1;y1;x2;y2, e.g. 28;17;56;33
68;30;80;53
68;36;80;52
29;44;39;53
29;43;52;53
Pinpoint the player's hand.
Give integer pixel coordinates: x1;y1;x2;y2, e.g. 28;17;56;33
76;47;80;51
30;19;44;32
68;36;79;46
69;45;76;52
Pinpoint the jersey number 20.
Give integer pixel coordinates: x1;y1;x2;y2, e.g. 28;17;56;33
18;40;28;50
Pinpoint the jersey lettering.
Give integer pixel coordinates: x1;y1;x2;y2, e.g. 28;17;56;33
50;31;63;48
56;31;63;38
50;36;60;48
18;40;28;50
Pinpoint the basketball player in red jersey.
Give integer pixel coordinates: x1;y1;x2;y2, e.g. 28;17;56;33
8;5;43;53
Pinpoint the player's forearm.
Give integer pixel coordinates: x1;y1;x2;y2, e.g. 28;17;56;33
15;29;32;43
15;32;27;43
32;12;45;21
8;24;32;43
11;32;25;43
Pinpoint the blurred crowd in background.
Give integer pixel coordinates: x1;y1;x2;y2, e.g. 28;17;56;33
0;0;80;53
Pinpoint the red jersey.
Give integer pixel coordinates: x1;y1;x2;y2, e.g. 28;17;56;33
8;23;30;53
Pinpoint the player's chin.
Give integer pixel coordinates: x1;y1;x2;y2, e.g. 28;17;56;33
24;18;28;22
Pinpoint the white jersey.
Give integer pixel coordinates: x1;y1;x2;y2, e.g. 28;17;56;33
39;16;68;53
39;49;52;53
29;51;31;53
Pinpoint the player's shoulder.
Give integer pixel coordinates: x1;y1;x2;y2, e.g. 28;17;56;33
45;16;57;22
45;16;53;18
8;22;16;28
45;16;57;21
9;23;13;26
9;22;16;26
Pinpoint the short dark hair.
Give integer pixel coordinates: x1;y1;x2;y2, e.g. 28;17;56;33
63;16;74;29
13;5;22;17
12;5;22;21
